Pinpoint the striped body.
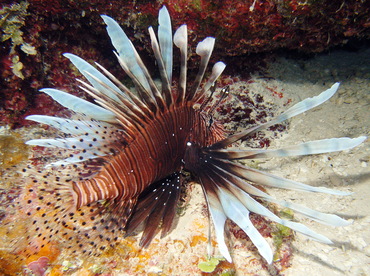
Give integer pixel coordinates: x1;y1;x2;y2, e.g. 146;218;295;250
72;103;224;210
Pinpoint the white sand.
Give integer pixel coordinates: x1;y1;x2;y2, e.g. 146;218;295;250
252;48;370;275
148;48;369;275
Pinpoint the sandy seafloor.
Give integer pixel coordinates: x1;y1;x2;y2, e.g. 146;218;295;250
160;48;370;275
1;48;369;275
251;48;370;275
165;48;370;275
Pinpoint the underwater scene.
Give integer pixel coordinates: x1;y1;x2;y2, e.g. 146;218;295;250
0;1;369;275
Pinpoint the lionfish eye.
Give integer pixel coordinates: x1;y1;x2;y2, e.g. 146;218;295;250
208;117;214;129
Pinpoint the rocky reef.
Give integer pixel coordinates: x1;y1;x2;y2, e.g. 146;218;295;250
1;0;369;127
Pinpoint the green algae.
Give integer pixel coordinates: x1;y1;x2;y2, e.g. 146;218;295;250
198;256;224;273
272;208;294;261
0;1;36;79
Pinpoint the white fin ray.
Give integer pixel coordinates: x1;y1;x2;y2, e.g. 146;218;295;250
211;160;351;226
207;165;335;264
211;83;340;149
173;24;188;102
194;62;226;102
93;61;155;120
113;51;158;112
264;195;350;227
213;158;350;195
148;26;172;107
26;138;67;148
93;62;144;107
217;186;273;264
188;37;215;100
64;53;124;103
204;191;231;262
78;71;151;124
158;6;173;82
101;15;151;93
40;88;116;122
132;48;167;110
226;182;333;244
209;137;367;159
25;138;109;159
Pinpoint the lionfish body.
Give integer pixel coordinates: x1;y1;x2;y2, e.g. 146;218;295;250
71;103;223;211
21;6;365;264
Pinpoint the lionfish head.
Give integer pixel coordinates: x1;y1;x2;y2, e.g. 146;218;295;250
23;6;366;264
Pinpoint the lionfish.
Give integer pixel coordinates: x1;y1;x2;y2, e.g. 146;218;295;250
18;6;365;264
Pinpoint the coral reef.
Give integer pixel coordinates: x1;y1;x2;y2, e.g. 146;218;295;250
0;1;368;275
0;0;369;127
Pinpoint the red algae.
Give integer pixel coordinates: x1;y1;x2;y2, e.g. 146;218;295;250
1;0;369;128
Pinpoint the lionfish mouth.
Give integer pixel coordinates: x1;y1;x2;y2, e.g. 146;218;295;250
23;6;365;264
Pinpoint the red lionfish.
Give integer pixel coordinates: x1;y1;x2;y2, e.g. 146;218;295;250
20;6;366;264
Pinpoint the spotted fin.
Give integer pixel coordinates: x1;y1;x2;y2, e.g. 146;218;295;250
26;115;116;136
26;114;124;166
